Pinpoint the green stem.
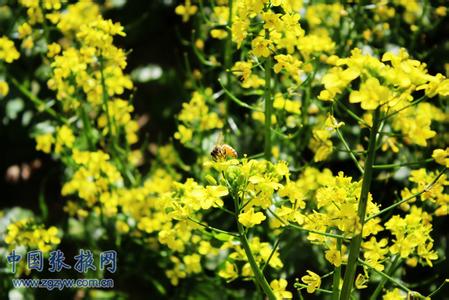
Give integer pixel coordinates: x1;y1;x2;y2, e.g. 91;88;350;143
382;95;425;121
264;51;272;161
231;184;275;299
410;0;428;51
366;167;447;221
335;126;364;174
369;255;400;300
187;217;239;237
99;56;115;138
340;108;380;300
267;208;351;240
99;56;136;186
224;0;233;86
10;77;67;124
335;99;370;128
372;158;433;169
295;283;333;294
427;279;449;298
359;259;427;298
238;224;276;300
332;238;342;300
261;238;280;272
80;104;95;150
222;0;233;121
218;79;262;112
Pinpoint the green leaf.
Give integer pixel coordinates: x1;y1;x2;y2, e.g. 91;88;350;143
212;232;233;242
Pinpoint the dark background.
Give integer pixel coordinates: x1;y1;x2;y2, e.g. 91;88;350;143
1;0;449;299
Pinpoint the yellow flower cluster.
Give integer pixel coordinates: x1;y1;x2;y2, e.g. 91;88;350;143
3;0;448;295
433;148;449;168
4;218;61;253
18;0;139;150
174;89;224;145
47;23;132;110
318;48;449;147
320;48;449;105
35;125;75;154
61;150;123;206
305;3;342;30
391;103;446;147
0;36;20;63
308;114;344;162
251;93;301;128
56;1;100;34
97;99;139;144
400;168;449;216
385;206;438;267
219;237;284;281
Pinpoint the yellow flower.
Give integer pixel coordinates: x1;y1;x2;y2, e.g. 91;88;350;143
273;54;302;82
47;42;61;57
210;29;228;39
325;248;342;267
232;61;252;83
4;218;61;254
218;261;238;282
242;74;265;89
175;0;197;22
251;36;272;58
0;36;20;63
35;133;54;154
355;274;368;289
183;254;202;274
301;270;321;293
432;148;449;167
349;77;392;110
116;220;130;233
436;6;447;17
318;67;359;101
174;125;193;144
270;279;292;299
18;22;32;38
55;125;75;153
238;208;266;228
0;80;9;97
385;206;437;266
43;0;63;10
231;17;250;48
383;288;407;300
22;36;33;49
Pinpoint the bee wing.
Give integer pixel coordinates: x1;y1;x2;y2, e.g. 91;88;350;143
215;131;224;146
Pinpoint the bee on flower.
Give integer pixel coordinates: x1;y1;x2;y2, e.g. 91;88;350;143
210;133;238;161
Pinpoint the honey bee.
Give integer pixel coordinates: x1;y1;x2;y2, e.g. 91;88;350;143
210;134;238;161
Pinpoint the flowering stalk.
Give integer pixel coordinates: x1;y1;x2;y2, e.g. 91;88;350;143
264;53;272;160
340;108;381;300
369;255;400;300
99;56;137;186
80;104;95;150
366;167;448;221
99;56;116;140
359;259;426;298
10;77;68;124
331;237;342;300
223;0;233;117
237;223;276;300
230;185;275;299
